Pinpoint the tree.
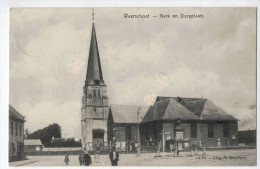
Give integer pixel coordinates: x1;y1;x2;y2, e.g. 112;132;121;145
27;123;62;146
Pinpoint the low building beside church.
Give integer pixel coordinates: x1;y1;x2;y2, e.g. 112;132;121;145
107;96;238;151
140;96;238;150
107;105;149;151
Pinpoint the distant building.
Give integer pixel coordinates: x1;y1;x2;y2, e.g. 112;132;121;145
24;139;44;153
9;105;25;162
107;105;149;151
238;130;256;146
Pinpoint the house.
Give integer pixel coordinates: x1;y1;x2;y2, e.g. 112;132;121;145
9;105;25;162
24;139;44;153
107;105;149;151
238;130;256;146
140;96;238;151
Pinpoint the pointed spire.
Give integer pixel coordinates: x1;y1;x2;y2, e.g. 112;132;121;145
92;9;94;22
85;22;104;86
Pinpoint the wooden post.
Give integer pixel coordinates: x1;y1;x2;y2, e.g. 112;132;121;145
162;129;165;152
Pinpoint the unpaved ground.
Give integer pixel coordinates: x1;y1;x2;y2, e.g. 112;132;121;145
22;149;256;166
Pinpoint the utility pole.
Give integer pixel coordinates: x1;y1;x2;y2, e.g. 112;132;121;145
137;106;141;156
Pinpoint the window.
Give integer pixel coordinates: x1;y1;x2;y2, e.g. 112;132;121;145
190;123;197;138
10;122;13;136
208;123;214;138
97;90;100;97
145;131;149;141
93;89;96;97
15;123;18;136
223;123;229;138
19;125;22;137
94;107;96;112
153;129;157;140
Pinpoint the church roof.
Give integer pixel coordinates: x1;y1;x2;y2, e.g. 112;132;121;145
141;99;199;123
9;105;25;122
85;23;104;86
155;96;237;121
110;105;149;123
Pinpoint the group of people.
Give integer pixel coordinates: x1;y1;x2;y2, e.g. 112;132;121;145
78;151;92;166
64;147;119;166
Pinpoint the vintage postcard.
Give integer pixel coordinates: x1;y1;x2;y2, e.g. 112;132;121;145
8;7;256;167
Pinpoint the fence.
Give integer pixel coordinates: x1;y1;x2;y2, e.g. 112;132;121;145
140;146;157;153
43;147;81;152
25;147;112;156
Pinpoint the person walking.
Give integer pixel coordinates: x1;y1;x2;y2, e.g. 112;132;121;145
95;142;101;163
83;151;92;166
109;147;119;166
79;151;84;166
64;152;70;165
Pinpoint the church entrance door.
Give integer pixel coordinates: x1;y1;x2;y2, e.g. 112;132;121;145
92;129;104;150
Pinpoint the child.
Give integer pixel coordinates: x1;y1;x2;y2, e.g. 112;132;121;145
64;153;70;165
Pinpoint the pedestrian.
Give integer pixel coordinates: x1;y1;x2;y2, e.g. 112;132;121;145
109;147;119;166
83;151;92;166
95;142;101;163
64;152;70;165
79;151;84;166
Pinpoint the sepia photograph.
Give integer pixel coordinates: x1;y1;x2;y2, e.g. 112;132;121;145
8;7;256;166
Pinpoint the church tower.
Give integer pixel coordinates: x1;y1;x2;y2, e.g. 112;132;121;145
81;21;109;151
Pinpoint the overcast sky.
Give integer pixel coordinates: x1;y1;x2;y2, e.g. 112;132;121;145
10;8;256;138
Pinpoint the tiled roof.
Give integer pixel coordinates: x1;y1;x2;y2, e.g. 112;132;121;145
163;99;200;120
110;105;149;123
201;100;238;121
174;98;206;117
9;105;25;121
155;96;237;121
141;99;199;123
24;139;43;146
141;106;155;123
156;96;206;117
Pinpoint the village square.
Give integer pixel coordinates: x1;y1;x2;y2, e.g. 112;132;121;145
7;8;256;167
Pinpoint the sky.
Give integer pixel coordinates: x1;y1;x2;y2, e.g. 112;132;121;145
9;8;256;138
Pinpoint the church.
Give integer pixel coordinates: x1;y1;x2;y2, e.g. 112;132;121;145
81;19;238;152
81;22;109;151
